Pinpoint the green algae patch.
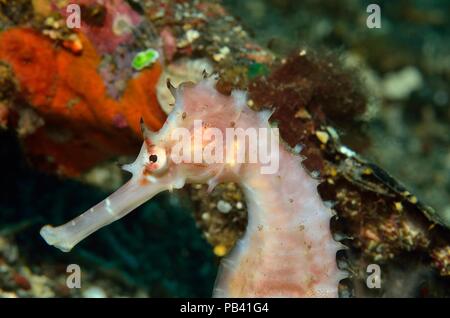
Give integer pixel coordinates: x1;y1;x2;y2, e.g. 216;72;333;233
247;62;269;79
132;49;160;71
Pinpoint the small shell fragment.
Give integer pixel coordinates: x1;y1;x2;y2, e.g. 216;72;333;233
315;131;329;144
217;200;232;213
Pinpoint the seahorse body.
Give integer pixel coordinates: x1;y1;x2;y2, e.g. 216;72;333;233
40;77;345;297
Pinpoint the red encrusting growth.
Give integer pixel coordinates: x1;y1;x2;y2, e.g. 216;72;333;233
0;28;166;176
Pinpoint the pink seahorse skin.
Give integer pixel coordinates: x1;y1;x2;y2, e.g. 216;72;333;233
39;77;345;297
210;98;344;297
213;145;344;297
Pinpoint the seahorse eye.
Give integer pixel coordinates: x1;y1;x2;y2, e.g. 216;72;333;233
149;154;158;163
147;146;168;174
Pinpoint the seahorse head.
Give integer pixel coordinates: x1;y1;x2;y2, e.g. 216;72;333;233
39;76;277;252
124;76;274;192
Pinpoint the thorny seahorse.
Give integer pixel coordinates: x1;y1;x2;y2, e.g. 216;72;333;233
40;77;346;297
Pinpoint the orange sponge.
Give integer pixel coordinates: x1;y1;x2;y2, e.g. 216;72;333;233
0;28;167;176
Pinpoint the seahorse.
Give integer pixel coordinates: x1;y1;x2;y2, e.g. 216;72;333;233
40;77;346;297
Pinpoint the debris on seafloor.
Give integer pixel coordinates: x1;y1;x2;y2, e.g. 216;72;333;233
0;0;449;297
0;235;148;297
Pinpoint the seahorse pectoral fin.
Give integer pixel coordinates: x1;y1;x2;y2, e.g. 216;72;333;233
40;179;168;252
